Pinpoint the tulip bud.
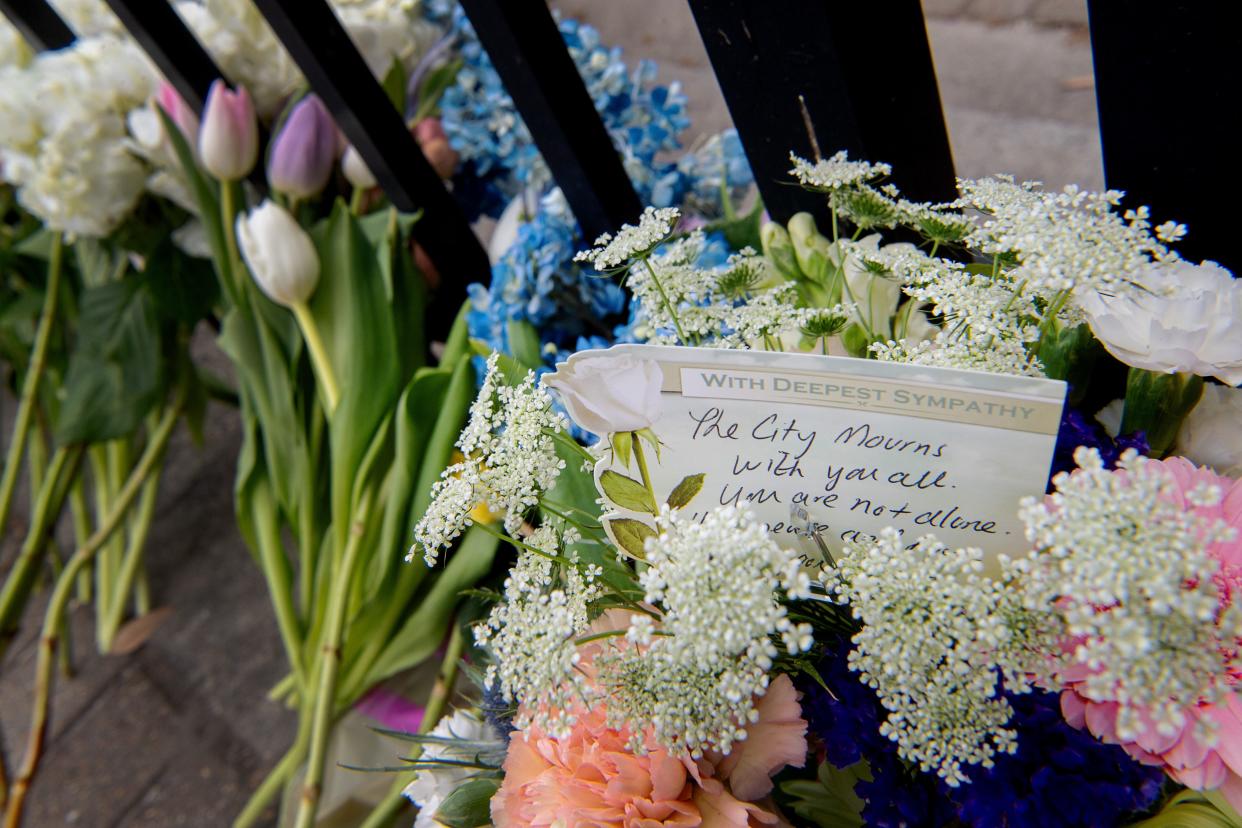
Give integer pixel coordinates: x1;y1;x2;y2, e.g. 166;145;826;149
236;200;320;307
268;95;337;199
341;145;377;189
420;137;458;180
760;221;801;282
156;81;200;151
413;117;447;145
199;80;258;182
786;212;834;285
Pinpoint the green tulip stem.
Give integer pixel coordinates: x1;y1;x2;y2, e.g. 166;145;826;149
294;489;373;828
97;463;162;653
291;301;341;414
219;182;246;303
0;232;63;540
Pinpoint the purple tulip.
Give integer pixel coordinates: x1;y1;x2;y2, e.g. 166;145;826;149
268;95;337;199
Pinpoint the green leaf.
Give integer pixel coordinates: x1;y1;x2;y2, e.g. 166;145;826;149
780;761;868;828
413;56;464;121
432;777;500;828
603;517;655;559
367;524;498;685
144;238;219;324
439;301;472;366
599;469;658;514
381;57;407;113
507;319;543;371
155;106;228;283
1130;789;1242;828
55;277;163;443
610;431;633;469
311;202;403;536
665;473;705;509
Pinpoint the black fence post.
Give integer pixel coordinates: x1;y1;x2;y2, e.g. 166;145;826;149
457;0;642;241
1087;2;1238;272
250;0;490;337
101;0;222;116
0;0;74;51
686;0;956;225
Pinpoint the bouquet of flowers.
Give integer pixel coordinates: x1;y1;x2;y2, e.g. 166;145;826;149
396;149;1242;827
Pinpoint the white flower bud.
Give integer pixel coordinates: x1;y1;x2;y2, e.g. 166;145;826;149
340;144;377;190
235;200;319;307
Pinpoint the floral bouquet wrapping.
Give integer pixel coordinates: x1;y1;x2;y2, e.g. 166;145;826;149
396;150;1242;827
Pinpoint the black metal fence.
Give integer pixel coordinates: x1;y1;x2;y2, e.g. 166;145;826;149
4;0;1238;296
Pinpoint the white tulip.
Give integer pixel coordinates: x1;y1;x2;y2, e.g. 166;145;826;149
341;145;377;190
1174;384;1242;478
1078;260;1242;385
544;354;664;436
235;200;320;307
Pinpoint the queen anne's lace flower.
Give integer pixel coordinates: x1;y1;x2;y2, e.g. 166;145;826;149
411;354;567;565
1011;448;1242;744
475;526;602;739
594;506;812;758
574;206;680;270
827;529;1045;786
789;151;890;191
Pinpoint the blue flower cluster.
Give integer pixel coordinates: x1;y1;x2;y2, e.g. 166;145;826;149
801;638;1164;828
427;1;690;207
424;2;755;385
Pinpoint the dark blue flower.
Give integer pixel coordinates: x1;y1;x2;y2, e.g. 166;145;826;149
1050;407;1149;488
800;640;1164;828
947;690;1164;828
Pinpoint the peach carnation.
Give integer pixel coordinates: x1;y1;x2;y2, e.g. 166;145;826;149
492;673;808;827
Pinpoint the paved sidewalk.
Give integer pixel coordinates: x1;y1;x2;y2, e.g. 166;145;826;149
0;1;1100;825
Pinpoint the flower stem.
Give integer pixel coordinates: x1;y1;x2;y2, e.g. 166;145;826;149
220;181;246;304
0;446;84;657
293;490;373;828
232;709;312;828
97;463;162;652
640;257;690;346
291;301;341;414
631;438;658;507
3;387;184;828
0;233;63;540
252;480;307;697
358;621;465;828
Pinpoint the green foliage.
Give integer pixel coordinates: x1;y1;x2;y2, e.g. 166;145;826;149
604;517;656;558
665;472;705;508
55;277;161;444
599;469;658;514
779;760;869;828
432;777;500;828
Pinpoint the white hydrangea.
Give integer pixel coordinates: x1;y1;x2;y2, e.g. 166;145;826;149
574;206;680;270
596;506;812;758
1011;447;1242;743
476;526;602;740
48;0;124;37
828;529;1044;785
789;151;890;191
0;17;31;69
411;354;567;565
0;35;157;237
174;0;440;119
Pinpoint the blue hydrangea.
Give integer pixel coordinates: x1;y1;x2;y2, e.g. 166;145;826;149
428;2;690;207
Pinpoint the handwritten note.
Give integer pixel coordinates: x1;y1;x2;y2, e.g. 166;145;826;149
562;344;1066;570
